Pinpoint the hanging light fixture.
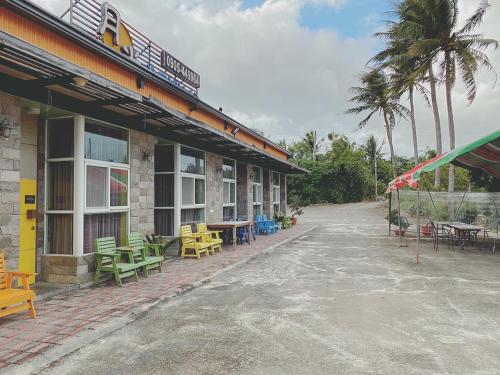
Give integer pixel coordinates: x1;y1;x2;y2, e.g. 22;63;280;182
73;76;88;87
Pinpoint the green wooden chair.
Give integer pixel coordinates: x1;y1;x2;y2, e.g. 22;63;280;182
281;217;292;229
127;232;164;277
94;237;139;287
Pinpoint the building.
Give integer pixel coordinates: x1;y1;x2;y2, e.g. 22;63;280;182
0;0;306;284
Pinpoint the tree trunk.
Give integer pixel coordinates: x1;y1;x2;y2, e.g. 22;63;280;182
409;86;419;167
445;58;456;192
374;158;378;199
428;65;442;189
383;112;403;246
383;114;397;178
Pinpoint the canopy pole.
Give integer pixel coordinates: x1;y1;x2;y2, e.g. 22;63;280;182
396;189;403;247
416;185;421;264
388;192;392;237
453;184;470;222
426;189;440;221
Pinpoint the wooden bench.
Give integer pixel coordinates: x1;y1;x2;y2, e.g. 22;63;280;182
0;253;36;319
126;232;164;277
94;237;140;287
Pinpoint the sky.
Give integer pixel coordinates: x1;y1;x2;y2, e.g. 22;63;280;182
30;0;500;157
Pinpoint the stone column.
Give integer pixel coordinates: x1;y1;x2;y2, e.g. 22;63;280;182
130;130;155;234
205;152;223;222
0;93;21;270
236;162;253;220
280;174;287;215
262;169;271;217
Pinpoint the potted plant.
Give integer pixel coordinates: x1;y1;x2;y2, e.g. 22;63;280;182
290;203;304;225
386;209;410;236
420;222;432;237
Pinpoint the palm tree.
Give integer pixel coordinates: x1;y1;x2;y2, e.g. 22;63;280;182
346;69;409;179
364;135;385;198
408;0;498;191
304;130;323;162
346;69;408;242
384;0;445;187
371;37;429;168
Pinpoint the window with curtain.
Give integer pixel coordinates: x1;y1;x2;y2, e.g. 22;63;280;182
223;158;236;221
154;144;175;236
181;147;205;230
46;118;75;255
84;119;129;253
84;212;127;253
252;166;262;219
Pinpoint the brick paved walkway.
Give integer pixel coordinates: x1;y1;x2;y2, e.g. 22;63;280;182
0;225;312;369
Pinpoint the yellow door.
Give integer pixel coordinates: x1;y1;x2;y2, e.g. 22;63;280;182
19;178;37;284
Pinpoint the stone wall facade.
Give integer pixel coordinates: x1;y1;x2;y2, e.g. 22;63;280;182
280;174;288;215
0;93;21;270
206;152;223;222
262;169;271;217
236;162;253;220
130;130;155;234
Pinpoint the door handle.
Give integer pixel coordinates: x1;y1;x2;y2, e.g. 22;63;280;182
31;226;35;230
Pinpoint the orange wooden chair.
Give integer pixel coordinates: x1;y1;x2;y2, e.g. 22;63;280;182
0;253;36;319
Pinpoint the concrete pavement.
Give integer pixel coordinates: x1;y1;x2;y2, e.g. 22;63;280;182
18;203;500;374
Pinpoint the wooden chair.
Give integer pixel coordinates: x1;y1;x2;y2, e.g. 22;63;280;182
196;223;223;254
281;217;292;229
0;253;36;319
180;225;211;259
127;232;164;277
94;237;139;287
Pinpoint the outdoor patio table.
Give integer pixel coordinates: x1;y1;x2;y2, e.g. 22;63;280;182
448;223;485;249
207;221;253;250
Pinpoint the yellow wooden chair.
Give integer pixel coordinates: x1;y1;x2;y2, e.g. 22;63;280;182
0;253;36;319
196;223;223;254
180;225;211;259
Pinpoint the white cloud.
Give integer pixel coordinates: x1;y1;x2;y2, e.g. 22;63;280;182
28;0;500;158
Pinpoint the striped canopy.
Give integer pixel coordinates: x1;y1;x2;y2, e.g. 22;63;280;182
387;130;500;192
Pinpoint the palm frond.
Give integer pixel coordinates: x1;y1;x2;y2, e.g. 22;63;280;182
458;0;490;35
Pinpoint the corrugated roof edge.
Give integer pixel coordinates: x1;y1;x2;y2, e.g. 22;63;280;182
6;0;291;157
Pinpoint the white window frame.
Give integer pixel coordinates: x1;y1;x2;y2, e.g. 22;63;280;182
44;116;77;255
154;144;175;211
252;166;262;216
180;146;206;225
223;158;237;221
153;144;176;236
82;120;130;254
83;159;130;214
272;171;281;214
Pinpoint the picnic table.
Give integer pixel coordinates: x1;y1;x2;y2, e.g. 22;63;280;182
447;222;485;249
207;221;253;249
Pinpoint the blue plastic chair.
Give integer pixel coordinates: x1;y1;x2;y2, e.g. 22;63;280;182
255;215;277;234
263;214;280;232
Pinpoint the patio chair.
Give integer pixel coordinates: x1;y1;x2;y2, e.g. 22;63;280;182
127;232;164;277
255;215;276;235
263;215;280;232
94;237;139;287
180;225;211;259
429;220;454;252
281;216;292;229
196;223;223;254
